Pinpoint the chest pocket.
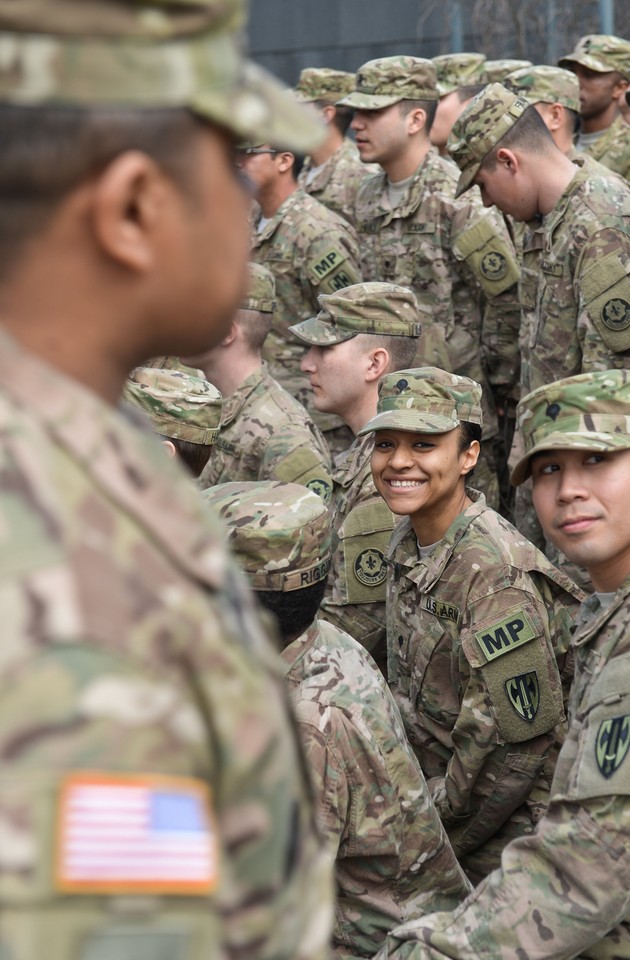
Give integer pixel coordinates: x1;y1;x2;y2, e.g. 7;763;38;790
337;499;393;605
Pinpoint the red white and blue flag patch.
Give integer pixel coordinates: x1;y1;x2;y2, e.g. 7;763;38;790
55;772;217;895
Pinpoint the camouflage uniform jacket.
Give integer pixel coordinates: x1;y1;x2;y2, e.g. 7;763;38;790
583;114;630;181
376;584;630;960
298;138;369;225
252;189;362;431
386;490;581;881
320;432;393;673
0;330;332;960
521;166;630;394
354;151;522;428
282;618;472;960
198;363;332;501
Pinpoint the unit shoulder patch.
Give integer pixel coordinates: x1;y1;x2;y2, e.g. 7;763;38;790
480;251;508;280
475;611;536;662
505;670;540;723
596;715;630;778
354;548;387;587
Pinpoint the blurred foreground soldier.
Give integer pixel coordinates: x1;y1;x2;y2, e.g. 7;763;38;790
0;2;334;958
375;369;630;960
124;367;222;478
294;67;369;223
237;138;361;454
559;33;630;179
431;53;487;157
340;57;523;509
290;282;421;672
204;480;473;959
186;262;332;497
360;368;581;882
482;58;532;82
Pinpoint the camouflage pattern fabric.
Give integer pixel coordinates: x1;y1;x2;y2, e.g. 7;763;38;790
0;329;333;960
503;64;581;112
582;115;630;182
432;53;487;97
293;67;356;104
374;579;630;960
482;59;533;82
558;33;630;79
338;56;438;110
123;366;223;445
198;364;333;501
386;489;582;882
298;137;371;225
242;260;276;313
252;189;362;433
283;618;473;958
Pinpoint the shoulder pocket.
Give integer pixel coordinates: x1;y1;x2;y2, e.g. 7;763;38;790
337;500;393;604
581;250;630;353
452;218;520;297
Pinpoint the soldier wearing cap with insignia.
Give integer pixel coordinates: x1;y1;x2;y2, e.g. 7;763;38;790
482;58;533;83
0;1;335;958
340;56;523;511
178;262;333;498
204;480;472;959
430;53;488;158
374;368;630;960
559;34;630;180
236;131;362;457
289;281;421;672
360;367;581;883
294;67;371;224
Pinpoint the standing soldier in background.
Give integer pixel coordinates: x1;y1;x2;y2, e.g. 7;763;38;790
430;53;487;158
559;34;630;180
341;56;522;510
483;59;532;82
294;67;370;224
0;1;334;957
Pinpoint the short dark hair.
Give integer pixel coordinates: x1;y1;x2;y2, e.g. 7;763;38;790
0;104;201;278
566;106;581;139
313;100;354;136
257;579;328;644
159;435;213;479
236;308;273;354
482;104;556;168
399;98;438;133
458;420;482;478
289;152;306;180
358;333;419;372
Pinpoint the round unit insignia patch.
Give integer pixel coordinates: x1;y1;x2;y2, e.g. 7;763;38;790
602;298;630;332
305;478;332;503
480;251;508;280
354;548;387;587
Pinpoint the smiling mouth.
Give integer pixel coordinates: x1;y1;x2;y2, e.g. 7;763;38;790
386;479;425;488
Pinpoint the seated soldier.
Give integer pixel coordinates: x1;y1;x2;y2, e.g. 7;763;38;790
123;366;222;479
187;262;333;500
204;480;472;960
360;367;582;883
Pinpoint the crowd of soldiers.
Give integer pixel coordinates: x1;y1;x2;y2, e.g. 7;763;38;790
1;1;630;958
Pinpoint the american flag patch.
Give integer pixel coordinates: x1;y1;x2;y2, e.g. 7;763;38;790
55;773;217;895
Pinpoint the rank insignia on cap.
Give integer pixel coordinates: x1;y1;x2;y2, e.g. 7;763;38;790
602;298;630;332
354;548;387;586
55;773;218;895
480;251;508;280
505;671;540;722
595;715;630;778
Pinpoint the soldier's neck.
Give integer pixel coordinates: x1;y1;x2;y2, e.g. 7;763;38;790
380;138;430;184
582;102;619;134
258;179;298;218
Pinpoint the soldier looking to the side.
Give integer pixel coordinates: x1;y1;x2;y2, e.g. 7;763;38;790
289;281;421;673
361;367;582;883
375;368;630;960
430;52;487;158
204;480;473;960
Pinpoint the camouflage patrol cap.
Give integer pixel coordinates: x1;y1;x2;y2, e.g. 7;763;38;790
203;481;332;592
0;0;324;153
448;82;531;197
358;367;483;436
483;59;533;82
289;282;423;346
559;34;630;80
124;367;223;445
512;370;630;485
504;65;580;113
432;53;487;97
242;262;276;314
337;56;438;109
294;68;356;105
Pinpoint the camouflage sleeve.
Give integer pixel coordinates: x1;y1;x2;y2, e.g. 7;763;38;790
305;226;363;302
374;653;630;960
264;426;334;504
577;229;630;367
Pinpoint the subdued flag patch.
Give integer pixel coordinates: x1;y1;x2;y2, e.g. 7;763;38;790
55;772;217;895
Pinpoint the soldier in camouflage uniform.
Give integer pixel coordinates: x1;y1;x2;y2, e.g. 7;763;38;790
186;263;332;498
124;366;223;478
204;480;473;959
237;138;362;454
360;368;582;883
430;53;487;158
294;67;370;224
340;56;523;511
0;2;334;958
559;34;630;180
289;282;421;672
482;58;532;82
375;368;630;960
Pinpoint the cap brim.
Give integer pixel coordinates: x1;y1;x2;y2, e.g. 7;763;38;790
357;410;459;436
288;316;356;345
192;60;326;153
511;431;630;486
336;92;403;109
454;163;479;198
558;54;610;74
437;82;458;97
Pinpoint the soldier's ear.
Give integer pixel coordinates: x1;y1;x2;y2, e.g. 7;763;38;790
495;147;519;173
365;347;390;382
161;439;178;459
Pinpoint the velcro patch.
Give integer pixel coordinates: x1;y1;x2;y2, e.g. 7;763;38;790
541;259;563;277
56;773;217;896
596;715;630;779
308;247;347;283
420;594;461;625
480;251;508;280
475;612;536;662
354;548;387;587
